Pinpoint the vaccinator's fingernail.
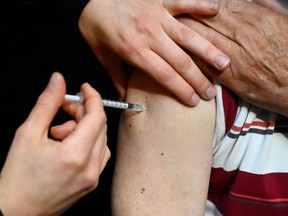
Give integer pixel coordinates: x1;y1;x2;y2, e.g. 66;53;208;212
205;86;217;99
49;72;62;91
215;55;230;70
191;94;200;106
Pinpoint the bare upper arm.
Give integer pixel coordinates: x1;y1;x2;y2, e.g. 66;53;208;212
112;70;215;216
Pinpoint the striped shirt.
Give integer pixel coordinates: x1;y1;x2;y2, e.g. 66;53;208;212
206;82;288;216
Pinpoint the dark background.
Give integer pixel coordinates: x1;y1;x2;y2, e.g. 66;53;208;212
3;1;120;215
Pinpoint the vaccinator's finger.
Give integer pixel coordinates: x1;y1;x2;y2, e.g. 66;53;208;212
50;120;77;140
164;0;219;16
24;72;66;136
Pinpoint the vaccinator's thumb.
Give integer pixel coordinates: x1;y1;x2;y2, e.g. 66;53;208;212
24;72;66;134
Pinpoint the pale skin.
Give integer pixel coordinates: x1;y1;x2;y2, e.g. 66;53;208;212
78;0;230;106
0;72;110;216
111;71;215;216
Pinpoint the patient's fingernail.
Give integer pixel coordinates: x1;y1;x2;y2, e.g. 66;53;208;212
191;94;200;106
215;55;230;70
205;86;217;99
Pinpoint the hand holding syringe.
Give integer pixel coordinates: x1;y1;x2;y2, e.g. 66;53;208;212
65;93;146;112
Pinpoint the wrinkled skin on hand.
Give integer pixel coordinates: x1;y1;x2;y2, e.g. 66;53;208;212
254;0;288;15
79;0;230;106
178;0;288;116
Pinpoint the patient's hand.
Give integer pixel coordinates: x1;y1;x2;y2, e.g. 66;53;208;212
178;0;288;116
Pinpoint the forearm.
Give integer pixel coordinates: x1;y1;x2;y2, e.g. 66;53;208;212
112;71;215;215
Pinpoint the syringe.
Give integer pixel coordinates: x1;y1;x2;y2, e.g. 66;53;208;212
64;94;146;112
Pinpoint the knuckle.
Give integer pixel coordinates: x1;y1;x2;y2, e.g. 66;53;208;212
157;68;176;82
64;155;87;172
205;45;216;57
116;21;157;55
116;30;138;55
117;38;134;55
81;172;100;190
176;26;193;43
192;75;211;93
175;54;192;70
136;23;154;37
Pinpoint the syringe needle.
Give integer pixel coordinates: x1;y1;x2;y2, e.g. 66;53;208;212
64;94;146;112
129;103;146;112
101;99;146;112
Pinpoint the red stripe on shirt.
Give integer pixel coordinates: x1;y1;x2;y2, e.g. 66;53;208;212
208;168;288;215
222;85;238;134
